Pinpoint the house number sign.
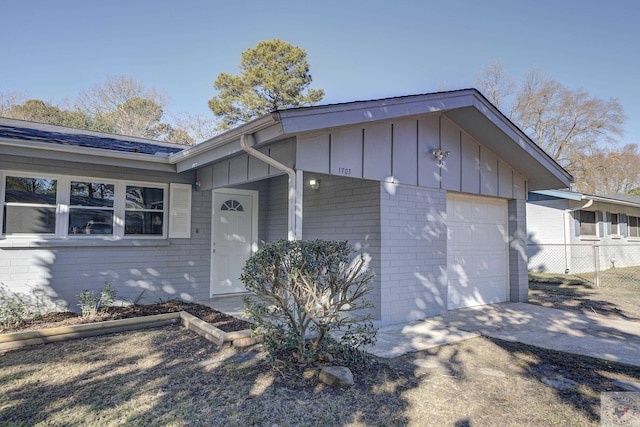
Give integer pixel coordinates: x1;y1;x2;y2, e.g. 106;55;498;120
337;167;352;175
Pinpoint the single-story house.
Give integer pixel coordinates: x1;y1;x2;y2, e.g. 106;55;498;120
527;190;640;274
0;89;571;326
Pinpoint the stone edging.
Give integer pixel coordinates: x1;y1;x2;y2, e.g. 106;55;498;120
0;311;257;351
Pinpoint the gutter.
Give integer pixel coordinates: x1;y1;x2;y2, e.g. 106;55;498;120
240;134;301;240
0;137;173;164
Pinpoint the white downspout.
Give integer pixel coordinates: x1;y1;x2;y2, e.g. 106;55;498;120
240;134;301;241
563;198;594;273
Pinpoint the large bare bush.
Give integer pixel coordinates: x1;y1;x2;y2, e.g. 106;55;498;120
241;240;376;365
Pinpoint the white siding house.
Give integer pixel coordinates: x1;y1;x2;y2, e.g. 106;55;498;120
527;190;640;274
0;89;571;326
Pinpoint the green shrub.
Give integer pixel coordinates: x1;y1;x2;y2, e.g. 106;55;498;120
77;281;117;318
0;296;34;329
241;239;377;366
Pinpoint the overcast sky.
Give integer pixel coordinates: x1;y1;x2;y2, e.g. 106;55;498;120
2;0;638;144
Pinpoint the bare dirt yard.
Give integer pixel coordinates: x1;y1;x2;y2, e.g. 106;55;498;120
2;289;640;426
528;271;640;321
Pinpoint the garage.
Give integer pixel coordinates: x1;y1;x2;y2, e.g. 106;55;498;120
447;194;508;310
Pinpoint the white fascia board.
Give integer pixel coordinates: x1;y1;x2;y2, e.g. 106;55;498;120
532;190;584;201
0;137;176;172
585;194;640;208
532;190;640;208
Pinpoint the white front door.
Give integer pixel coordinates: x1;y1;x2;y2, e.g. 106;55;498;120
446;194;508;310
210;189;258;296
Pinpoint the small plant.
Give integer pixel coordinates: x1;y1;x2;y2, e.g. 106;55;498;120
123;289;146;306
100;282;116;308
77;282;117;317
241;239;377;367
0;296;34;329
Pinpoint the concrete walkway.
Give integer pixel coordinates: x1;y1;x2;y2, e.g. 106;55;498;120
373;303;640;367
202;296;640;367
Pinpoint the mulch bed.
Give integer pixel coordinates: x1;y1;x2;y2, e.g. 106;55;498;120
1;301;251;334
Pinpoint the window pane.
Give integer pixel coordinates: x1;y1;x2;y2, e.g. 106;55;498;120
630;216;639;237
611;213;619;235
126;186;164;210
125;212;163;235
70;182;114;207
5;177;57;204
580;211;597;236
3;206;56;234
69;210;114;235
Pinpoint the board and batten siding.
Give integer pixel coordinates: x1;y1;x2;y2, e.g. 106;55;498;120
196;139;296;191
297;114;527;200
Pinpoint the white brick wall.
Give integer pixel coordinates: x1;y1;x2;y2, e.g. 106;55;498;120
302;175;382;319
379;184;448;325
508;199;528;302
1;188;212;313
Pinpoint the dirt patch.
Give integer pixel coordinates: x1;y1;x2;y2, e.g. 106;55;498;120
3;284;640;425
528;278;640;321
2;325;640;426
0;301;251;334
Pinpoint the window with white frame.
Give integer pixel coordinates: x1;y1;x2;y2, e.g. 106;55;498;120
2;173;171;239
125;185;164;236
4;176;57;235
69;181;115;236
629;216;640;238
579;210;597;236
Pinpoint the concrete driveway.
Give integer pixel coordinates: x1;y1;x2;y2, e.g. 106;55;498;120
371;303;640;367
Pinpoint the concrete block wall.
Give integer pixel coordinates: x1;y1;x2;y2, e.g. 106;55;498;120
1;156;213;313
508;199;528;302
301;174;382;319
0;189;212;313
378;184;448;325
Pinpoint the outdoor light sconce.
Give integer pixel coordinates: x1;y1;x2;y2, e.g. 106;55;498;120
432;148;450;161
309;179;321;190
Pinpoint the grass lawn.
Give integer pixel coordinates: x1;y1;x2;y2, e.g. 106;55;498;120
2;280;640;426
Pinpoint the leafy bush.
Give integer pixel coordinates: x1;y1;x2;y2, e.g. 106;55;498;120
77;282;117;317
241;239;377;365
0;295;34;329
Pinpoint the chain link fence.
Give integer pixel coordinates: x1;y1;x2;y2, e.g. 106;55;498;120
528;243;640;288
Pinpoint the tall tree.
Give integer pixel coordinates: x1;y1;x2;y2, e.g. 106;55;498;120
474;60;514;111
208;39;325;129
170;112;221;143
476;62;627;194
6;99;108;131
1;79;194;144
0;90;24;116
572;144;640;195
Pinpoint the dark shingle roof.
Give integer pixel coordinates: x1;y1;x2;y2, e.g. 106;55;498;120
0;118;185;157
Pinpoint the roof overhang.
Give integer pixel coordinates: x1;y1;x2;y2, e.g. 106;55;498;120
532;190;640;208
173;89;572;191
0;136;177;173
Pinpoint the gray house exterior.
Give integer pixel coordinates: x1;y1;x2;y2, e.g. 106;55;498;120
528;190;640;274
0;89;571;326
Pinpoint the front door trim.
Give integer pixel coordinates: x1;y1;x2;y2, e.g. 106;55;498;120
210;188;259;296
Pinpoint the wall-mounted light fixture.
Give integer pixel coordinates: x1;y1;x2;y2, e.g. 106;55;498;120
432;148;450;161
309;179;321;190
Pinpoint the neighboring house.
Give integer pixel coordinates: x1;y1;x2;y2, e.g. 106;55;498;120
0;89;571;326
527;190;640;274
